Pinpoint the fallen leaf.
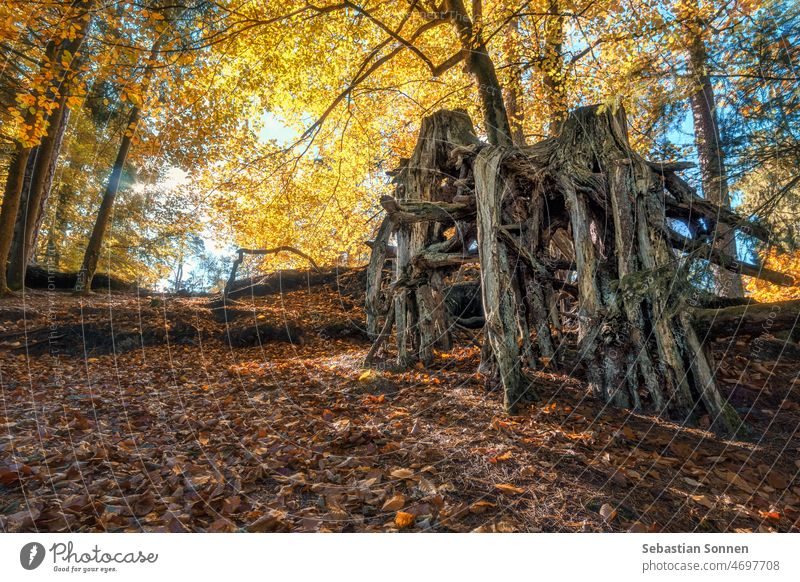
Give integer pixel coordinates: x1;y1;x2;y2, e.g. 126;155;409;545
489;451;513;463
382;494;405;511
395;511;415;529
469;500;496;514
690;494;715;509
766;471;790;490
495;483;525;495
390;468;414;479
222;495;241;514
759;510;781;521
599;503;617;522
247;510;286;532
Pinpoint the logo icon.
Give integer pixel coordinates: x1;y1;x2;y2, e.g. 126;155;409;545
20;542;46;570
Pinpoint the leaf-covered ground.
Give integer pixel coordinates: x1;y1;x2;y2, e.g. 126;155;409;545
1;281;799;532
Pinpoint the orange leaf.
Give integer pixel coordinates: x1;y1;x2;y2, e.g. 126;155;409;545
489;451;513;463
495;483;525;495
395;511;415;529
759;510;781;521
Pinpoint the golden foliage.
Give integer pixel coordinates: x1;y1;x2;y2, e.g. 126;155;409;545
745;249;800;301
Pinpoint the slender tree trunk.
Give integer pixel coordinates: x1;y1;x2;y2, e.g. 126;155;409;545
7;104;70;286
686;13;743;297
75;34;162;293
446;0;512;147
76;106;140;293
45;182;75;270
0;147;32;294
542;0;566;134
503;18;526;146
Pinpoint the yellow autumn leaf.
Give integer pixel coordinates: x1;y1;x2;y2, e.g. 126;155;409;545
494;483;525;495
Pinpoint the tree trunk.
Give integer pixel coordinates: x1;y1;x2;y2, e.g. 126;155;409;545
76;106;140;293
7;104;70;285
446;0;512;147
6;0;92;289
543;0;567;133
45;182;76;271
75;35;162;293
365;216;394;337
474;147;534;411
0;147;32;294
503;18;526;146
686;12;743;298
30;108;71;260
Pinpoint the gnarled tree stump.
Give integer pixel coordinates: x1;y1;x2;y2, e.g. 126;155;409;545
365;105;796;435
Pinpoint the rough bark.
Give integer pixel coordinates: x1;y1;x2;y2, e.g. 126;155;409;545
693;299;800;338
474;147;533;411
365;216;394;337
390;110;480;367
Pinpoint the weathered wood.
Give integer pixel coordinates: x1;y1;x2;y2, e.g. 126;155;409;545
393;109;480;367
412;250;479;269
365;216;394;337
663;172;771;243
362;104;793;433
609;160;662;410
474;146;531;412
692;299;800;338
380;196;476;223
363;301;396;367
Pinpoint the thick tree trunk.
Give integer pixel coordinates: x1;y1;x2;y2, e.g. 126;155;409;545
8;104;70;284
7;0;92;289
394;110;478;366
474;147;534;411
0;147;32;294
76;106;139;293
686;16;743;298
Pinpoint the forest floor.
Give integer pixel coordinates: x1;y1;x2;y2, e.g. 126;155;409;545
1;274;799;532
